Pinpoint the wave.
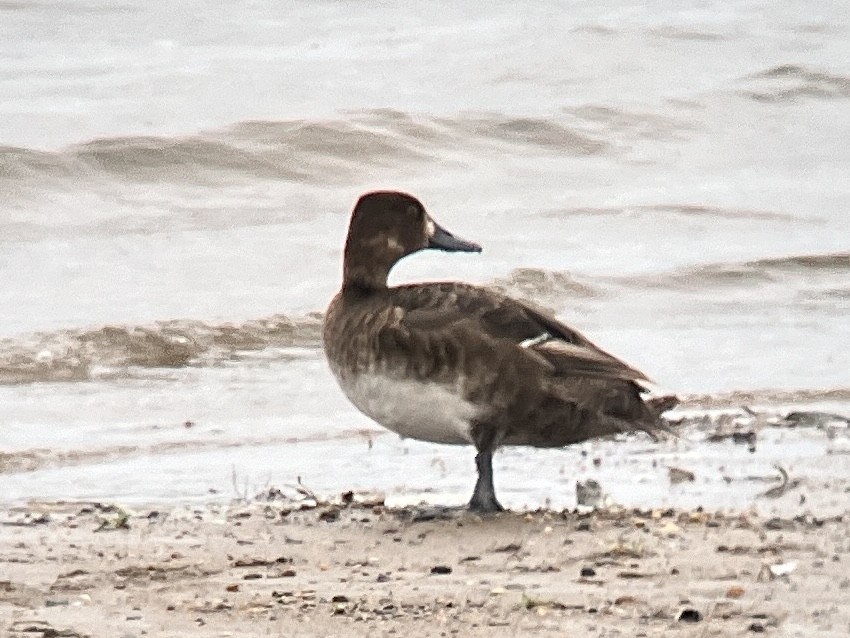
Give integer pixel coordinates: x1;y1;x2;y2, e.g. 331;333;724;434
2;252;844;385
490;268;602;307
0;428;382;475
740;64;850;102
0;314;323;385
813;286;850;299
748;252;850;271
491;253;849;299
435;114;607;154
536;203;799;222
562;105;695;143
0;270;601;383
0;126;416;187
614;252;850;290
650;26;727;41
678;388;850;410
0;110;609;188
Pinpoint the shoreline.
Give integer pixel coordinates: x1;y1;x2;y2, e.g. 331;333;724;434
2;500;848;637
2;404;848;515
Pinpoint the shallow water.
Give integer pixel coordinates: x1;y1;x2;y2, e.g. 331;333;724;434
1;0;849;508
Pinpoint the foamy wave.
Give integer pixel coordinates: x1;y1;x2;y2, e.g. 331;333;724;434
490;268;601;306
0;314;323;385
740;64;850;102
0;110;609;188
2;252;844;385
678;388;850;410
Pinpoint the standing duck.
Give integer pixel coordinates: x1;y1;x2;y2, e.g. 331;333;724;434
323;191;675;513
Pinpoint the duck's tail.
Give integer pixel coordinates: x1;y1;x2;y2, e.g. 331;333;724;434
538;380;679;445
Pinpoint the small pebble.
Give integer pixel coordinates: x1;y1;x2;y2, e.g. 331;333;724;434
726;585;745;599
677;608;702;623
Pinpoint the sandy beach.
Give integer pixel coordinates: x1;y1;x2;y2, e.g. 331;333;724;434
3;2;850;636
2;486;848;637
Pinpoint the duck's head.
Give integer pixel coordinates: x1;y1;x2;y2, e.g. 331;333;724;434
342;191;481;290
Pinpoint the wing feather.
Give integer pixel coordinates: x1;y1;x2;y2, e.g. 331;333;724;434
392;282;650;386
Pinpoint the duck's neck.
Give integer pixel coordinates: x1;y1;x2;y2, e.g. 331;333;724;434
342;251;393;293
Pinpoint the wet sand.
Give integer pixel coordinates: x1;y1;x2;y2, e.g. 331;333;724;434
2;496;849;637
4;403;850;512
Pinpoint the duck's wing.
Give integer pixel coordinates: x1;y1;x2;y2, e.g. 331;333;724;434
391;282;650;385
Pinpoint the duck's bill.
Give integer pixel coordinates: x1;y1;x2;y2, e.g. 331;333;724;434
428;221;482;253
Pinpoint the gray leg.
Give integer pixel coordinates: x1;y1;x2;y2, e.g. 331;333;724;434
468;449;504;513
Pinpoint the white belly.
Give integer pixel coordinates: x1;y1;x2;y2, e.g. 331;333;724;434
336;372;477;445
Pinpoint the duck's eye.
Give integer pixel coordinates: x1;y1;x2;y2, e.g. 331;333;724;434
406;204;422;219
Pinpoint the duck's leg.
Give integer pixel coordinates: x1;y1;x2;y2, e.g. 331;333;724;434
468;449;503;513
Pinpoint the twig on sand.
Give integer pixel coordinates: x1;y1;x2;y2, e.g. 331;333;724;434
759;465;801;499
294;476;320;502
231;465;251;502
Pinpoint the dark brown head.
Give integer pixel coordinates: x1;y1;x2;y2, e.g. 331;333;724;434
342;191;481;291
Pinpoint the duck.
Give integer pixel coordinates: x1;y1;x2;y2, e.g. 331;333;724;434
323;190;676;513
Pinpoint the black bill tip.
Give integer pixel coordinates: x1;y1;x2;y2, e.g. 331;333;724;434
427;220;482;253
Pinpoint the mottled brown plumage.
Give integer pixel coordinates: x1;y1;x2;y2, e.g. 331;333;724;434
323;191;675;512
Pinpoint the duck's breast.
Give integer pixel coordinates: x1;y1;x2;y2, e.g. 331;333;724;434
333;367;477;445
